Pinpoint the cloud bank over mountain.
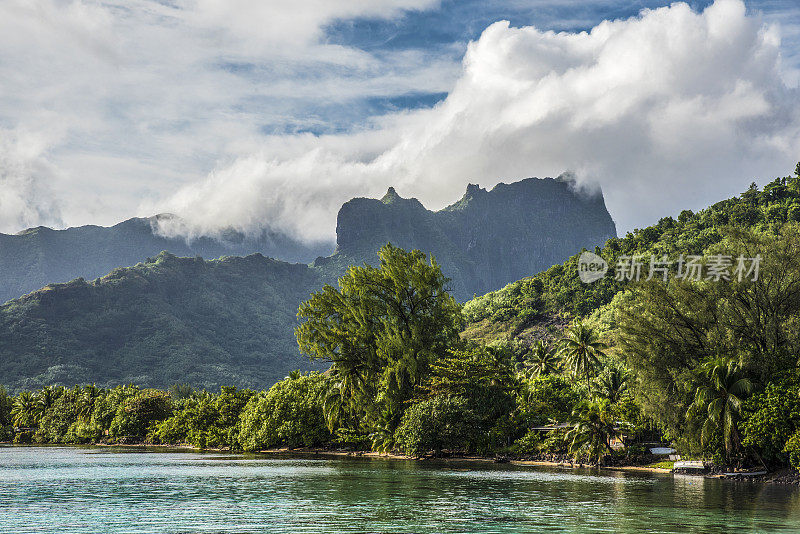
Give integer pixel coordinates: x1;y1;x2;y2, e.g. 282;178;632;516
0;127;63;232
0;0;454;235
157;0;800;241
1;0;798;241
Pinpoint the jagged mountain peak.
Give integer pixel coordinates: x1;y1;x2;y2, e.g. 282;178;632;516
321;175;617;300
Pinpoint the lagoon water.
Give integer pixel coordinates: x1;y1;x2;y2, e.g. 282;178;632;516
1;446;799;533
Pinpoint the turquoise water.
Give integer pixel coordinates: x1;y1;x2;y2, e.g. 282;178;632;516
1;446;799;533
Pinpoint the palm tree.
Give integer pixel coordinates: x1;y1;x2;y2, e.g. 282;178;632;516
76;385;102;421
520;341;561;378
287;370;303;380
595;368;629;403
565;400;617;466
558;320;607;387
688;358;752;461
369;407;400;454
34;385;62;420
322;385;347;432
11;391;38;428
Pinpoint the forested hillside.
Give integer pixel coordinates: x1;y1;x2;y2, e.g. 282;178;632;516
0;252;323;391
0;175;616;391
463;165;800;344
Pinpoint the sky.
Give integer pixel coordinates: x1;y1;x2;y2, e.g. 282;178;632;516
1;0;799;243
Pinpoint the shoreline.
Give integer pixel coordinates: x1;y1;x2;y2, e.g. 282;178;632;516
0;443;702;475
3;443;795;482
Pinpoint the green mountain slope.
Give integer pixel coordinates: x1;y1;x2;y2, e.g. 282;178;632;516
0;252;324;391
463;167;800;345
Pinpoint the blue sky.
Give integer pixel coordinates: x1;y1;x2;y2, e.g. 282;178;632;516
0;0;798;241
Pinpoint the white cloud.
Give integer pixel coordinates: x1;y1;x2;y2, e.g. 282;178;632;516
0;126;64;233
0;0;454;231
158;0;800;241
2;0;799;242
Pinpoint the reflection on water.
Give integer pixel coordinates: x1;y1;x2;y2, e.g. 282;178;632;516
1;446;798;533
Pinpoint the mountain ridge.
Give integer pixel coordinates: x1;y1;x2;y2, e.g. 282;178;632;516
0;215;333;304
316;176;617;300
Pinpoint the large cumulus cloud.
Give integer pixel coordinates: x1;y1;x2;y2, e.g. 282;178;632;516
157;0;800;242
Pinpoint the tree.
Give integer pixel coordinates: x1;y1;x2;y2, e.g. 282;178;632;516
109;390;172;440
34;386;63;421
558;320;607;387
617;226;800;451
296;244;462;440
517;375;580;427
741;371;800;466
595;367;628;404
520;341;560;378
565;400;617;466
0;386;12;428
238;373;330;451
11;391;38;428
688;359;752;462
394;396;480;456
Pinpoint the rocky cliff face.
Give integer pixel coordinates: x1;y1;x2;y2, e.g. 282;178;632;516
316;176;617;300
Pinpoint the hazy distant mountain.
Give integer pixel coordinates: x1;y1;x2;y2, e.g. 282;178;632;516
0;215;333;304
315;176;617;300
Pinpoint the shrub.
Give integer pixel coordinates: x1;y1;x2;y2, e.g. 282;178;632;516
395;396;481;456
238;373;329;452
110;390;172;440
784;430;800;472
741;373;800;466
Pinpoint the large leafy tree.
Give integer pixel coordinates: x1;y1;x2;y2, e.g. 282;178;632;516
617;226;800;453
558;320;607;387
296;244;463;440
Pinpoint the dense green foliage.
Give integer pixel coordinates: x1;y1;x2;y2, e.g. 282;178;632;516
298;244;463;451
238;373;330;451
295;245;642;463
0;252;324;392
463;169;800;340
617;225;800;465
1;376;327;451
458;164;800;470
